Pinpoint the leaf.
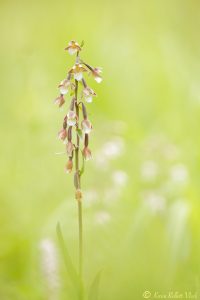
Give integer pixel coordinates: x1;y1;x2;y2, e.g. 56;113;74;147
88;270;102;300
76;128;83;140
56;223;80;289
80;151;85;176
80;40;85;48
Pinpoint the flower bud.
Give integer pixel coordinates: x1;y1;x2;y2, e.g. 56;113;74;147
75;189;82;201
54;95;65;107
67;110;76;126
63;116;67;129
58;128;67;141
65;158;73;173
83;146;92;161
81;119;92;134
66;141;74;157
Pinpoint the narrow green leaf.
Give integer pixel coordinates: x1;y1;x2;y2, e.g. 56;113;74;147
56;223;80;289
88;270;102;300
80;40;85;48
76;128;83;140
80;151;85;176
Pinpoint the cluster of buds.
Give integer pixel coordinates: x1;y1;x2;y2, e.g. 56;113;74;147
54;40;102;201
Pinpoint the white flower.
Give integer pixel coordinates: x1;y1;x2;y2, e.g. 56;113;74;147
170;164;189;184
69;64;87;81
92;67;102;83
81;119;92;134
64;40;81;55
83;87;96;103
74;72;83;81
58;79;70;95
67;110;76;126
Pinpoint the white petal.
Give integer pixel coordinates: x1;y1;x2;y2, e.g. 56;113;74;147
74;72;83;81
67;119;76;126
85;96;93;103
59;86;68;95
68;48;77;55
95;76;102;83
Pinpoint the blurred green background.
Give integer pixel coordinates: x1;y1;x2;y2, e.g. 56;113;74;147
0;0;200;299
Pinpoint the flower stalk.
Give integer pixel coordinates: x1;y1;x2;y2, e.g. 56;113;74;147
54;40;102;297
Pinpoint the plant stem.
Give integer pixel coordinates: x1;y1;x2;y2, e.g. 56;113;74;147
74;78;83;297
78;200;83;277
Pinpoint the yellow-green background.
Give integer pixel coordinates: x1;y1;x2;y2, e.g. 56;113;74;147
0;0;200;299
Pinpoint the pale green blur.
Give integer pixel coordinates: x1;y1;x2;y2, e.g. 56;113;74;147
0;0;200;299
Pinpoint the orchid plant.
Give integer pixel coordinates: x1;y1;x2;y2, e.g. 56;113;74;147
54;40;102;300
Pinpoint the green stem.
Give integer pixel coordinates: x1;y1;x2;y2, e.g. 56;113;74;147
75;77;83;298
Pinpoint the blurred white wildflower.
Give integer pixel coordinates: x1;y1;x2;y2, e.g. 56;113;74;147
95;137;125;169
142;191;166;214
102;137;124;158
95;211;111;225
39;239;59;300
163;144;180;161
83;189;98;207
170;163;189;184
140;160;158;181
112;170;128;187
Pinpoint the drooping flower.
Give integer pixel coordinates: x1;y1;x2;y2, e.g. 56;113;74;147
58;79;71;95
83;86;96;103
64;41;82;55
91;67;102;83
66;141;74;157
67;110;76;126
83;146;92;161
65;158;73;173
69;64;87;81
58;128;67;141
54;95;65;107
81;119;92;134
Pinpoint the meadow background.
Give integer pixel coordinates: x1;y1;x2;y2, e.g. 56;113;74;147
0;0;200;299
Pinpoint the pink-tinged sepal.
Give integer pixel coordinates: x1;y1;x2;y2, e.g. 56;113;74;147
58;128;67;141
83;146;92;161
81;119;92;134
54;95;65;107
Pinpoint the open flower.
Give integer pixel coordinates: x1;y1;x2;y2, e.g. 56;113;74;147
83;146;92;161
69;64;87;81
91;67;102;83
65;158;73;173
81;119;92;134
64;41;81;55
83;86;96;103
58;128;67;141
58;79;71;95
67;110;76;126
54;95;65;107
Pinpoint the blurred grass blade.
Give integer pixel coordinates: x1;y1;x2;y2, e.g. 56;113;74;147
88;270;102;300
56;222;80;289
